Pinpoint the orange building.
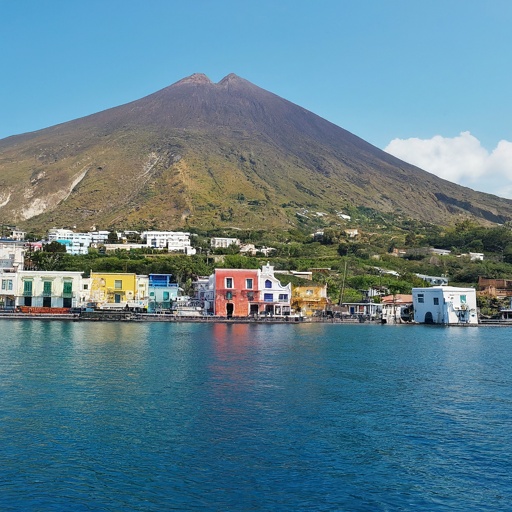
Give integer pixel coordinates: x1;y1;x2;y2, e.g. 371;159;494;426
214;269;259;317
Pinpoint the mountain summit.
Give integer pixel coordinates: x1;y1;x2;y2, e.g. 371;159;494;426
1;73;511;230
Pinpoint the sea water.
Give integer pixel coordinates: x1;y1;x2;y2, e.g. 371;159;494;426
0;321;511;511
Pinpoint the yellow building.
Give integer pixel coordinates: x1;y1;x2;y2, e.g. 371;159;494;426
292;284;328;316
90;273;148;308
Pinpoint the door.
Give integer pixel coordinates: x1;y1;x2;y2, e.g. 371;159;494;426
226;303;234;318
250;304;259;316
63;298;72;308
115;294;121;304
424;311;434;324
43;297;52;308
24;296;32;307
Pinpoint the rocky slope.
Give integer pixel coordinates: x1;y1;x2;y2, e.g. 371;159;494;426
1;72;511;231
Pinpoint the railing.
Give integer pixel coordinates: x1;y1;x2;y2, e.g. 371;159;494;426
23;290;32;296
62;292;73;298
42;290;52;297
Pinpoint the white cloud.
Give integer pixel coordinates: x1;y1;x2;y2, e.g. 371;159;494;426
384;131;512;199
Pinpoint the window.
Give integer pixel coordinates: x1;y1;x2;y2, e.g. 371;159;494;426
226;278;233;289
24;281;32;294
8;280;12;291
1;280;5;290
163;292;169;301
460;295;467;304
433;297;439;305
306;289;313;296
417;294;424;303
264;293;273;302
83;284;88;290
43;281;52;294
279;294;288;301
63;282;72;294
247;291;254;301
115;280;122;289
226;291;233;300
246;278;253;289
265;280;272;289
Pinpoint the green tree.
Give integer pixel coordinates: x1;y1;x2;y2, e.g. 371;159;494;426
32;241;67;270
337;243;349;257
107;231;119;243
405;232;416;247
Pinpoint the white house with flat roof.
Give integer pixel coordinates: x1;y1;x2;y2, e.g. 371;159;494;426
90;231;110;244
0;241;25;270
0;270;17;309
211;237;240;249
16;271;83;309
416;274;449;286
412;286;477;325
141;231;196;255
48;229;92;255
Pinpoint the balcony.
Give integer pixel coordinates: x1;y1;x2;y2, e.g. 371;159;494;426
22;290;32;297
62;292;74;298
107;288;125;294
42;290;52;297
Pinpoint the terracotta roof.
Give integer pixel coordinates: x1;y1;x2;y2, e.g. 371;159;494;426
381;294;413;304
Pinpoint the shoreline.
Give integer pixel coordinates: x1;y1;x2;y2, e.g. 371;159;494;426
0;312;497;325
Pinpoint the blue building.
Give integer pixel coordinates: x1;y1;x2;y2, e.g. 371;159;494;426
147;274;179;312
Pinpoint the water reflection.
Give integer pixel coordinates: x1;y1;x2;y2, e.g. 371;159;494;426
0;321;511;511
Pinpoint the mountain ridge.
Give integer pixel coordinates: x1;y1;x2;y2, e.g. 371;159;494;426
0;72;511;231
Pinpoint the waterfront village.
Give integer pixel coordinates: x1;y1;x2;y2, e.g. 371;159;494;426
2;222;512;325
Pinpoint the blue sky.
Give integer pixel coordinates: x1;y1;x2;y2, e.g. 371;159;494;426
1;1;511;195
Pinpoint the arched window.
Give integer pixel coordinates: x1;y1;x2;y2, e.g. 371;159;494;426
265;280;272;289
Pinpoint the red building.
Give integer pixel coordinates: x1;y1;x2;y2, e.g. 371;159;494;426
214;269;259;317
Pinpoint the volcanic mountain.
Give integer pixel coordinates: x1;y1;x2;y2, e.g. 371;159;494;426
1;72;511;230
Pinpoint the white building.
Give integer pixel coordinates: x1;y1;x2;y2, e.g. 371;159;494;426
141;231;196;255
416;274;449;286
412;286;478;325
380;294;413;324
211;237;240;249
48;229;92;255
16;271;83;309
0;270;17;309
431;248;451;256
192;276;211;301
10;230;26;241
0;241;25;270
104;243;147;252
469;252;484;261
240;244;257;256
90;231;110;244
259;262;292;316
345;229;359;238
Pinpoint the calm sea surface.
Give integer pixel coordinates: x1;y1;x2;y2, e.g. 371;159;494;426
0;321;511;511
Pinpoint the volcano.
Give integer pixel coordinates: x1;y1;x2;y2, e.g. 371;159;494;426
1;72;511;230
